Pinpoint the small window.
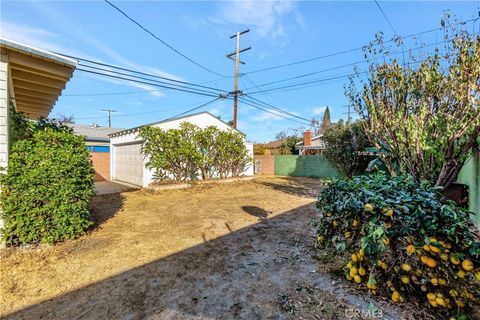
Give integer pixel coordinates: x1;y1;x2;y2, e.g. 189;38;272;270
87;145;93;152
93;146;110;153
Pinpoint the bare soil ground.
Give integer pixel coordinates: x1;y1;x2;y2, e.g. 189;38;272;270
1;176;407;320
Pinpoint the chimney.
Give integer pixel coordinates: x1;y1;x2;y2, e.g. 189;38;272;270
304;129;311;146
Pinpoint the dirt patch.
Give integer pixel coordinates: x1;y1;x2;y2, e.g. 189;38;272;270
1;176;405;319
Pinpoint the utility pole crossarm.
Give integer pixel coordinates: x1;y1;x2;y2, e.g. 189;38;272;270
101;108;117;128
226;29;251;129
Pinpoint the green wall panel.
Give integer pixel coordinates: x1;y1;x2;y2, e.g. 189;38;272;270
274;155;341;179
457;151;480;225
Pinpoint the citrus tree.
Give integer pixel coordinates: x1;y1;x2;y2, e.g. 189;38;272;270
316;174;480;319
347;20;480;187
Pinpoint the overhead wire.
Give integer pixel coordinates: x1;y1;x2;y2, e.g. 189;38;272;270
78;63;224;96
74;98;214;120
163;97;223;121
58;54;228;93
237;97;314;127
76;68;223;98
104;0;227;77
242;17;479;75
242;38;448;91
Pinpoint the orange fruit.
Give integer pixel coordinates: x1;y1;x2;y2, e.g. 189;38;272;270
351;253;358;262
364;203;374;211
430;245;441;254
401;263;412;272
435;297;446;307
426;258;437;268
450;255;460;265
358;267;366;276
406;245;415;254
353;275;362;283
461;259;474;271
391;291;400;302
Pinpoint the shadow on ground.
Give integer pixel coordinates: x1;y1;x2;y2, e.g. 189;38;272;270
89;193;126;227
242;206;271;220
3;203;346;320
256;176;325;198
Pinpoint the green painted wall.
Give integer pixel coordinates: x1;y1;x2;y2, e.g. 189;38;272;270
457;151;480;225
274;155;341;179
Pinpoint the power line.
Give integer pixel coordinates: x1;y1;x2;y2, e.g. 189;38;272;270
245;72;366;95
104;0;226;77
238;97;313;127
243;43;479;95
75;99;213;120
163;97;223;121
76;68;224;98
242;17;479;75
374;0;406;65
242;38;448;91
243;94;313;124
64;89;158;97
60;54;228;93
78;63;223;96
374;0;400;37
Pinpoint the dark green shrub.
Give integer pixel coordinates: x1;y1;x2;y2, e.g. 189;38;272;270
0;127;95;245
322;120;372;177
316;174;479;318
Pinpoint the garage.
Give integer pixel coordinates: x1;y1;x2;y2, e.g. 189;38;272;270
113;142;144;187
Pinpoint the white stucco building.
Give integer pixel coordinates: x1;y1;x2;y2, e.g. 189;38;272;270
109;112;254;187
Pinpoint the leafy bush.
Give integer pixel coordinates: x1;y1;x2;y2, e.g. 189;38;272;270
347;22;480;187
316;174;480;318
322;120;372;177
0;126;95;245
139;122;251;182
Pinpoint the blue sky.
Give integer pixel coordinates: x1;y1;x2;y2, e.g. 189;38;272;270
1;1;478;142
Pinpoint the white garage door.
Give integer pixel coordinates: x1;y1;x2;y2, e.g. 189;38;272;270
114;143;143;187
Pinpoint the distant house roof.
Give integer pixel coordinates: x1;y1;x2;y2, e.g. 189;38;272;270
109;111;243;138
67;123;124;142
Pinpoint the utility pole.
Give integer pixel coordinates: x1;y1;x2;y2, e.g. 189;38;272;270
342;105;356;123
226;29;251;129
101;109;117;128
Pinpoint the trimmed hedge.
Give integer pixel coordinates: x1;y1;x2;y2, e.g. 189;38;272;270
316;174;480;319
0;127;95;245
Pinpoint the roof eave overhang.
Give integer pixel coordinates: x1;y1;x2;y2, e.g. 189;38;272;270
1;38;78;119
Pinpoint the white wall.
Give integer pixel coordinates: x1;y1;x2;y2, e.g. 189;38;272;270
0;48;9;232
0;48;9;172
110;112;254;187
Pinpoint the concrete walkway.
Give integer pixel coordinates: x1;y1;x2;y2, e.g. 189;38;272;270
95;180;137;195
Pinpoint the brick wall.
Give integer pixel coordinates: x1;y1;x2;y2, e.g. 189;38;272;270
90;152;110;181
253;155;275;175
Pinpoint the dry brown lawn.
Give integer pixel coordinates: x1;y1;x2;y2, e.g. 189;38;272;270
0;176;405;320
